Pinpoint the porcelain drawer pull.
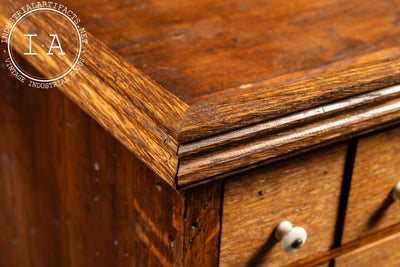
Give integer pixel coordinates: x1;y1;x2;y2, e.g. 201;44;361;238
392;182;400;200
275;221;307;253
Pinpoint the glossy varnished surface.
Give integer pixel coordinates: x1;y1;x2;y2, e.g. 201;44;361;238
179;49;400;142
3;1;400;266
0;0;189;187
3;1;400;188
63;0;400;102
178;90;400;187
219;144;347;266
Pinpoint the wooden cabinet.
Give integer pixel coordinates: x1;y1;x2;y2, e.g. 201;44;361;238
2;0;400;266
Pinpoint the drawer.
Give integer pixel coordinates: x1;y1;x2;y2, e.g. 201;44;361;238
342;127;400;243
219;144;347;266
336;231;400;266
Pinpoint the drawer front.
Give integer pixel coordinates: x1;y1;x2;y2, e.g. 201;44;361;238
343;127;400;244
336;231;400;266
219;144;347;267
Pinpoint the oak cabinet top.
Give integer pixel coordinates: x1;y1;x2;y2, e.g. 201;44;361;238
2;0;400;189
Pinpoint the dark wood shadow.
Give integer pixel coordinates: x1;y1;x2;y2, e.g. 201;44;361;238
246;230;278;267
367;192;395;227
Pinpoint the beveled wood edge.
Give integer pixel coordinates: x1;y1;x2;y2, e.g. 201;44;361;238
179;85;400;158
179;47;400;143
4;1;400;190
0;1;188;188
177;94;400;187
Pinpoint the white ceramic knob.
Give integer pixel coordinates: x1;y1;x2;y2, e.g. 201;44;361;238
392;182;400;200
275;220;307;253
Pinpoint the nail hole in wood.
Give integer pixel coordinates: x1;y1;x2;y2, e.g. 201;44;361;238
168;235;174;250
191;222;199;230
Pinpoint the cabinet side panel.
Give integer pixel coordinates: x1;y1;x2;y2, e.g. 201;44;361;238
0;65;184;267
182;181;222;267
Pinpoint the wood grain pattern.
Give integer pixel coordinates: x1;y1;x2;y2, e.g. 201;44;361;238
342;126;400;244
4;1;400;189
219;144;347;267
178;95;400;187
4;1;400;266
0;64;185;267
179;48;400;142
182;181;222;267
0;63;225;267
179;85;400;159
335;231;400;267
47;0;400;103
0;0;189;187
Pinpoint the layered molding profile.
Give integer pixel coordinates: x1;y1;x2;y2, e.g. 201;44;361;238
2;0;400;189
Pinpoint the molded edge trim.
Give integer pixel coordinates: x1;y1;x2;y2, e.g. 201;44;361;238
3;1;400;189
177;87;400;187
179;47;400;143
0;1;189;188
